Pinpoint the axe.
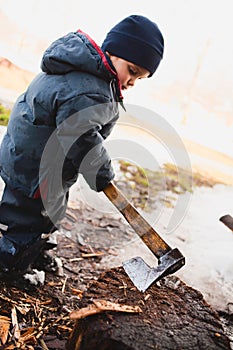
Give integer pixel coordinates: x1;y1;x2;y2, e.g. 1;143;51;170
103;182;185;292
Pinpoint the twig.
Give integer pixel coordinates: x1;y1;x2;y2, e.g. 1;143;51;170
69;257;83;262
62;276;68;293
81;252;104;258
119;280;127;297
39;338;49;350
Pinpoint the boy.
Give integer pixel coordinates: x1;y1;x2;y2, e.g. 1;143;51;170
0;15;164;273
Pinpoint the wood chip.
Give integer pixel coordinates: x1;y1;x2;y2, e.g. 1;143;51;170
3;345;15;349
71;288;84;298
62;276;68;294
15;305;30;315
65;209;78;223
19;327;37;342
69;258;83;262
39;338;50;350
81;252;104;258
0;315;10;345
144;294;151;301
67;201;79;211
11;306;20;340
69;299;142;320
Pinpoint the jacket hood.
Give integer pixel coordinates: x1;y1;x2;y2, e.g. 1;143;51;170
41;30;116;81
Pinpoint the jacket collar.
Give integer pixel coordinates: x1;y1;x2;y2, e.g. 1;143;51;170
77;29;124;105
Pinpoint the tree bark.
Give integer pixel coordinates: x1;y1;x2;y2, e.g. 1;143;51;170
66;267;231;350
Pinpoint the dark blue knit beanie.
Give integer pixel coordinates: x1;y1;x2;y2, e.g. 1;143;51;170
101;15;164;77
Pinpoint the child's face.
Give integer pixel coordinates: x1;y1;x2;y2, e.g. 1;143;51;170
108;55;150;90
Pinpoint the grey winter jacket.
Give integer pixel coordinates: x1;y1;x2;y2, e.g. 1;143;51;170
0;30;123;198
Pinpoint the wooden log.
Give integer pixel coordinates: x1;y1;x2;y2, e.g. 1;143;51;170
220;214;233;231
66;267;231;350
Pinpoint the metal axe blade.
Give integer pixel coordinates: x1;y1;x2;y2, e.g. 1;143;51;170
103;182;186;292
123;248;185;292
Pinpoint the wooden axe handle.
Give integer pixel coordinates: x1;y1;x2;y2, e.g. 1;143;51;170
103;182;171;259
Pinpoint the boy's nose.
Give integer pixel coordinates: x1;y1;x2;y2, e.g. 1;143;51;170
128;78;136;88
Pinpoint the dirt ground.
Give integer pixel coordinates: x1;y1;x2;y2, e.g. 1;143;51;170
0;163;232;349
0;198;138;350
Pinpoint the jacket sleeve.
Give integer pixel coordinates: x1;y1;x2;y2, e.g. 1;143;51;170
55;93;118;192
99;114;119;139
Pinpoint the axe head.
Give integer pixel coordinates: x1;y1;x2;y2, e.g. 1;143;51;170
123;248;185;292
